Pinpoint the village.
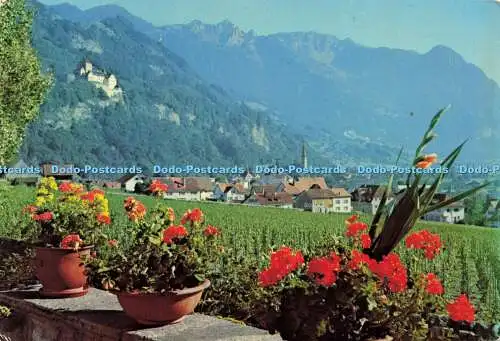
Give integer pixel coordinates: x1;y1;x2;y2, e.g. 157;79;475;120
3;158;499;227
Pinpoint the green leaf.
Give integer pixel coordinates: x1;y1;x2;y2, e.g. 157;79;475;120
421;182;490;215
97;266;111;273
414;106;450;158
148;235;161;246
194;274;205;282
369;177;393;240
367;297;378;311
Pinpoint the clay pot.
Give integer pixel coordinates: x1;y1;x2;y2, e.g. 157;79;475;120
116;279;211;326
35;246;92;298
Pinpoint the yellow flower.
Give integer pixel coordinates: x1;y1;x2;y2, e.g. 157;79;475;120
37;187;49;195
48;178;57;190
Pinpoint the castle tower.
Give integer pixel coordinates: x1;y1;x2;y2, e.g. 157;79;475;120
104;74;117;90
84;60;93;74
301;141;308;168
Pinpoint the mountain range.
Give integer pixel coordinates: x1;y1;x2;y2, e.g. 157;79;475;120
20;1;500;171
21;1;316;172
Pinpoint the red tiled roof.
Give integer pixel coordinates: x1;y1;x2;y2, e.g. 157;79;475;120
300;189;337;200
225;183;246;194
253;192;293;205
282;177;328;195
251;184;278;194
218;183;230;192
330;187;351;197
165;177;212;193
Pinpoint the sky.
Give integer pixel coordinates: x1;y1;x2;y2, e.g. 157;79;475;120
38;0;500;85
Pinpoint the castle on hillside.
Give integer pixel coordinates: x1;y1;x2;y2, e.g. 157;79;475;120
78;59;122;98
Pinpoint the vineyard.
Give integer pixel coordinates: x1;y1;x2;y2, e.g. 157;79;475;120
1;183;500;322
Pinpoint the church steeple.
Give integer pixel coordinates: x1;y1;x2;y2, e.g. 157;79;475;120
301;141;308;168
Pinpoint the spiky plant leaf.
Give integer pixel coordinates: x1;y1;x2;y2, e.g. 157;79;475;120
421;182;490;215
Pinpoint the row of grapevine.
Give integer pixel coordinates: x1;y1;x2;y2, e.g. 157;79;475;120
1;187;499;323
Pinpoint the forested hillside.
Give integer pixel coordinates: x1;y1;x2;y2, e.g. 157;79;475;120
20;2;315;169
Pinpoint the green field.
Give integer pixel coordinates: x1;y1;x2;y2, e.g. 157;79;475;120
1;183;500;322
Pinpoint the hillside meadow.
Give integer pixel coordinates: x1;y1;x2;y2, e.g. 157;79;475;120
1;182;499;322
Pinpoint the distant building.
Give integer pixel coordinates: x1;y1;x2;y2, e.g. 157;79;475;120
351;185;395;215
118;173;146;192
301;141;308;168
102;181;121;189
295;188;351;213
213;183;247;202
259;174;292;186
162;177;214;201
277;177;328;197
243;191;293;209
224;184;248;202
40;161;76;181
421;193;465;224
213;183;230;201
77;59;121;97
396;184;431;192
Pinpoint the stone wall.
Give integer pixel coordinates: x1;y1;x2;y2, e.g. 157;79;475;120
0;287;282;341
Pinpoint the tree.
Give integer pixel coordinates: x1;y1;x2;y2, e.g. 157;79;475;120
0;0;51;164
464;194;487;226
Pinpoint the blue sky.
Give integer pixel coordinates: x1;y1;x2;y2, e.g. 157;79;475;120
39;0;500;84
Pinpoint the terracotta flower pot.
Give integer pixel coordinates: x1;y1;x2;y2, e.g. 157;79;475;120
35;246;92;298
116;279;211;326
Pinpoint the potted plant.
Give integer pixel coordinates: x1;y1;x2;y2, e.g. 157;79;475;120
252;107;489;340
22;177;111;297
86;180;222;326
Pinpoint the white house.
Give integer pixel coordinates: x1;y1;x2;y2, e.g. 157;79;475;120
213;183;230;201
212;183;247;202
294;188;351;213
224;184;247;202
163;177;213;201
421;193;465;224
118;173;147;192
422;202;465;224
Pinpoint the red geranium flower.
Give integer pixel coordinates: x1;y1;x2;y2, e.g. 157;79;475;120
258;246;304;287
447;294;475;323
33;211;53;222
367;253;408;293
107;239;118;247
346;214;358;224
60;234;82;249
180;208;204;224
347;249;370;270
124;197;146;221
203;225;220;237
92;188;104;196
80;192;95;202
345;221;368;238
149;180;168;195
405;230;442;260
23;205;38;214
58;182;72;192
162;225;188;244
360;233;371;249
58;182;82;193
306;253;341;287
423;273;444;295
97;213;111;224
